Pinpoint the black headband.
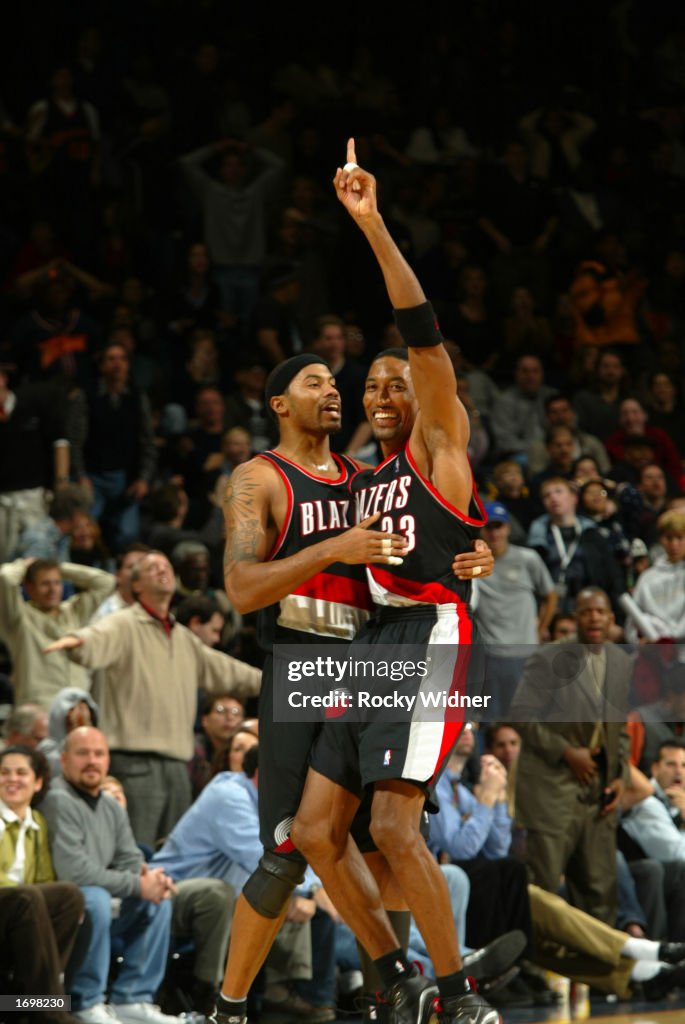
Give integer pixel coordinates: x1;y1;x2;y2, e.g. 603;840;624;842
264;355;329;406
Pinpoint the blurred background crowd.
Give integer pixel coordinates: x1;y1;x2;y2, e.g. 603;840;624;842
3;1;685;1020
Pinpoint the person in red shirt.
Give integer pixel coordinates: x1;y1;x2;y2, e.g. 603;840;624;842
605;398;683;488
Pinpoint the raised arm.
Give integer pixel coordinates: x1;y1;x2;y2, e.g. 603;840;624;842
223;458;407;614
335;139;472;512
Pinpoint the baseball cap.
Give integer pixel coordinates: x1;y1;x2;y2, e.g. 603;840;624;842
483;501;510;524
630;538;649;558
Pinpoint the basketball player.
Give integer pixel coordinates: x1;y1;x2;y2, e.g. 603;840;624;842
291;142;500;1024
214;349;493;1024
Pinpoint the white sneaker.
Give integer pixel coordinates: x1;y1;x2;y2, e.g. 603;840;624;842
110;1004;183;1024
74;1005;123;1024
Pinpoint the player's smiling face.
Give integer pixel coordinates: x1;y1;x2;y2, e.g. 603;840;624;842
364;355;418;447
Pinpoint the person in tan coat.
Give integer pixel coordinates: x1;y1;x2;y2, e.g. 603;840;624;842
511;586;633;924
44;551;261;845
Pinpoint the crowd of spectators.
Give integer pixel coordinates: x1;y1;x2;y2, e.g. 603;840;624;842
3;1;685;1020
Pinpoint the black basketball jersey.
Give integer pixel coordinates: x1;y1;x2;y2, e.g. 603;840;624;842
256;450;372;649
352;443;486;610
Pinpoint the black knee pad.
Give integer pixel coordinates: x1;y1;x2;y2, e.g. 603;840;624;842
242;850;307;918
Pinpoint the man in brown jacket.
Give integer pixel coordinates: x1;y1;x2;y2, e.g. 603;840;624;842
510;586;633;924
45;551;261;845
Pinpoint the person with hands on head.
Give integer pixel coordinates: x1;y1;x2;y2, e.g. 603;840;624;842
291;140;499;1024
213;143;494;1024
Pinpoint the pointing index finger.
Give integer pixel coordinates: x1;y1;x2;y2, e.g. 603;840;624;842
346;137;356;165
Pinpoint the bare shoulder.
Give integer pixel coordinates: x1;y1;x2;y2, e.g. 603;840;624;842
223;457;278;515
223;457;284;577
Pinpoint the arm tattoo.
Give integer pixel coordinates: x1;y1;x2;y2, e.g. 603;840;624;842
223;469;264;575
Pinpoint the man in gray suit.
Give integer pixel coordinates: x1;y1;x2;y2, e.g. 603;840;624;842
510;587;633;924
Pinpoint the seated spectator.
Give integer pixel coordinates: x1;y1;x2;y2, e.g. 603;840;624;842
188;692;247;797
476;733;685;998
443;265;500;372
500;286;554;376
173;387;226;517
488;461;538;540
172;542;240;646
627;511;685;642
153;743;337;1022
527;393;609;476
645;372;685;456
145;485;217;558
429;725;533;955
627;663;685;774
42;687;98;778
573;348;629;440
635;464;669;547
18;485;89;561
0;556;114;707
605;398;683;488
0;745;84;1024
9;269;101;390
609;435;661;488
250;264;303;366
2;703;49;749
175;595;225;649
168;328;224;430
529;425;577;497
223;358;275;453
40;728;180;1024
477;141;556;311
167;247;224;345
44;551;261;845
572;454;602;487
208;726;258;778
527;478;622;612
578;479;631;572
69;513;113;571
568;252;645;351
490;354;557;460
618;757;685;943
309;315;366;453
210;427;253;508
102;771;233;1019
547;611;577;641
627;538;651;590
0;366;71;563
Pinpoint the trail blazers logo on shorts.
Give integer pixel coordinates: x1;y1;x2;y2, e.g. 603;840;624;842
274;816;295;847
383;749;392;766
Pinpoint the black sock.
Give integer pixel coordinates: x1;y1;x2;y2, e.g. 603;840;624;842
360;912;412;995
216;994;247;1019
436;969;469;999
374;949;412;988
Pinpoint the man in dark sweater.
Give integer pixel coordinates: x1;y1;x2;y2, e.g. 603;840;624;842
69;342;156;552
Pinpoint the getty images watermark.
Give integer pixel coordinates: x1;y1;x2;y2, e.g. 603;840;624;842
271;642;681;723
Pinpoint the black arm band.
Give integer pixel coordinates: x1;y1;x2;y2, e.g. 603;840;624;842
393;301;443;349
